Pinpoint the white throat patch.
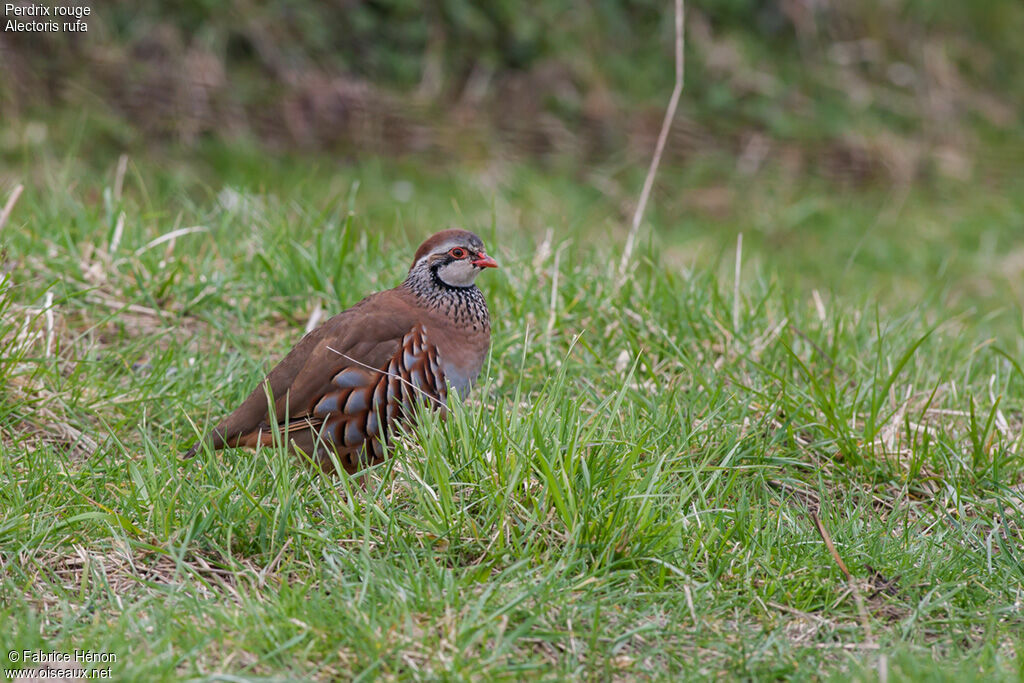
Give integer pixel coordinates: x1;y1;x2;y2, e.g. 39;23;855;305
436;258;480;287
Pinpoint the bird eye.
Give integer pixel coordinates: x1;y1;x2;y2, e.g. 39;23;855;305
449;247;467;259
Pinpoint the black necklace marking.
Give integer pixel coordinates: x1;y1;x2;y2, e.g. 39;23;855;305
404;260;491;331
430;263;475;291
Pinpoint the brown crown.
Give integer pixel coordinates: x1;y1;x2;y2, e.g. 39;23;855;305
410;229;486;268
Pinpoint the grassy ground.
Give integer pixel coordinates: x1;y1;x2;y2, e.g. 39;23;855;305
1;137;1023;680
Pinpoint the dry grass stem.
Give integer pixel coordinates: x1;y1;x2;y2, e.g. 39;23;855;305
113;154;129;201
109;212;126;255
618;0;685;279
134;225;210;255
732;232;742;330
0;183;24;231
812;511;875;645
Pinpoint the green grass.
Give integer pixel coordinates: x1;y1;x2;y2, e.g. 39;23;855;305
1;141;1023;680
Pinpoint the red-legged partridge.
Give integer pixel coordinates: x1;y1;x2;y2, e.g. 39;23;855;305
184;229;497;473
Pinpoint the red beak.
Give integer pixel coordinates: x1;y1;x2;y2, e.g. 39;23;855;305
472;252;499;268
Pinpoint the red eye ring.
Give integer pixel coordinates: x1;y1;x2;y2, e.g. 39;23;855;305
449;247;467;259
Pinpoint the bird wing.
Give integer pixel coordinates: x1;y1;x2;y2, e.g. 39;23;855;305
186;288;422;454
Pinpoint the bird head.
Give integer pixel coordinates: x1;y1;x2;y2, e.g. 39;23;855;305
411;229;498;289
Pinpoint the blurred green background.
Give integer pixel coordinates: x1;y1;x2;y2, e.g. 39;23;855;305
3;0;1022;333
3;0;1021;175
